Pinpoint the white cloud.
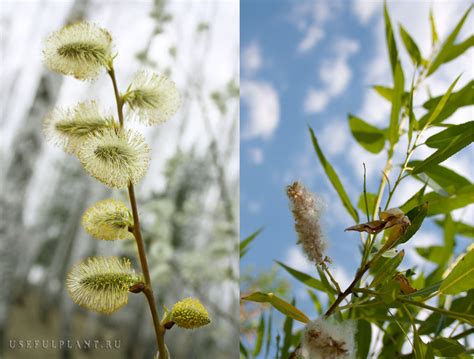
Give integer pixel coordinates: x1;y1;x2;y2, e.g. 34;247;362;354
248;147;264;164
248;200;262;214
319;121;349;156
242;41;262;72
241;80;280;140
304;88;330;114
304;38;359;114
298;26;324;53
285;246;314;273
352;0;382;24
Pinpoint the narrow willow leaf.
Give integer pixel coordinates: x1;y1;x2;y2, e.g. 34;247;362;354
276;261;328;293
400;184;426;213
411;126;472;175
419;75;462;129
409;161;470;195
401;281;442;299
420;80;474;126
440;247;474;295
253;314;265;357
307;290;323;315
427;5;473;76
281;303;294;359
384;2;398;78
265;310;273;358
388;62;404;147
356;319;371;359
240;228;262;258
429;8;439;47
425;121;474;148
443;35;474;63
348;115;385;153
241;292;310;323
317;266;337;300
423;185;474;216
407;70;417;142
399;24;422;66
429;338;465;357
372;85;408;103
309;127;359;222
413;324;430;359
240;342;249;357
397;203;428;244
370;250;404;288
358;192;377;219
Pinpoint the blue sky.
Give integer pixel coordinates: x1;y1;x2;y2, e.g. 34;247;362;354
240;0;473;329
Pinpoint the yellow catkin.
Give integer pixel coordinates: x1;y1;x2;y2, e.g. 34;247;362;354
171;297;210;329
81;198;134;240
66;257;142;314
43;22;113;80
77;128;150;189
125;70;181;126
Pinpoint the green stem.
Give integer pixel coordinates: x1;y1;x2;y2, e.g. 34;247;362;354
108;64;167;359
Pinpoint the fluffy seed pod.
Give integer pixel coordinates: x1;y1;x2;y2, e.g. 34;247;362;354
43;22;113;80
171;298;210;329
124;70;180;126
66;257;142;314
81;198;134;240
287;181;327;265
43;101;115;153
301;319;356;359
77;128;150;189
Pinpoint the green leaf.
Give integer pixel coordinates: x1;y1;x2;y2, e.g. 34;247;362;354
384;1;398;78
348;115;386;153
317;266;337;301
427;5;473;76
425;121;474;148
264;310;272;358
429;338;465;357
413;326;431;359
356;319;372;359
280;311;293;359
400;184;427;213
307;290;323;315
407;71;417;142
388;61;404;147
399;24;422;66
358;192;377;219
240;341;249;357
443;35;474;63
402;281;442;299
418;74;462;129
416;215;454;265
372;85;409;103
440;247;474;295
423;184;474;216
370;250;404;288
429;8;439;47
411;126;472;175
409;162;470;195
419;80;473;127
309;127;359;222
240;228;262;258
253;314;265;357
241;292;310;323
276;261;329;293
398;203;428;244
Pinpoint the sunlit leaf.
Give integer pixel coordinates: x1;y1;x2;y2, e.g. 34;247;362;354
399;24;422;66
309;127;359;222
419;80;474;126
384;1;398;78
429;338;465;357
440;247;474;295
425;122;474;148
423;185;474;216
388;61;404;147
429;8;439;47
427;5;473;76
356;319;371;359
241;292;310;323
276;261;330;293
409;162;470;195
348;115;386;153
240;228;262;258
435;219;474;238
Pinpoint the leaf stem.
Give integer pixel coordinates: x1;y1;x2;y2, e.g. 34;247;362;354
108;64;167;358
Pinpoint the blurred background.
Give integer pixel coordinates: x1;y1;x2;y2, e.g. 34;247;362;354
0;0;239;358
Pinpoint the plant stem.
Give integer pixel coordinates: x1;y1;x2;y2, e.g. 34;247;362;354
108;65;167;359
398;297;474;323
